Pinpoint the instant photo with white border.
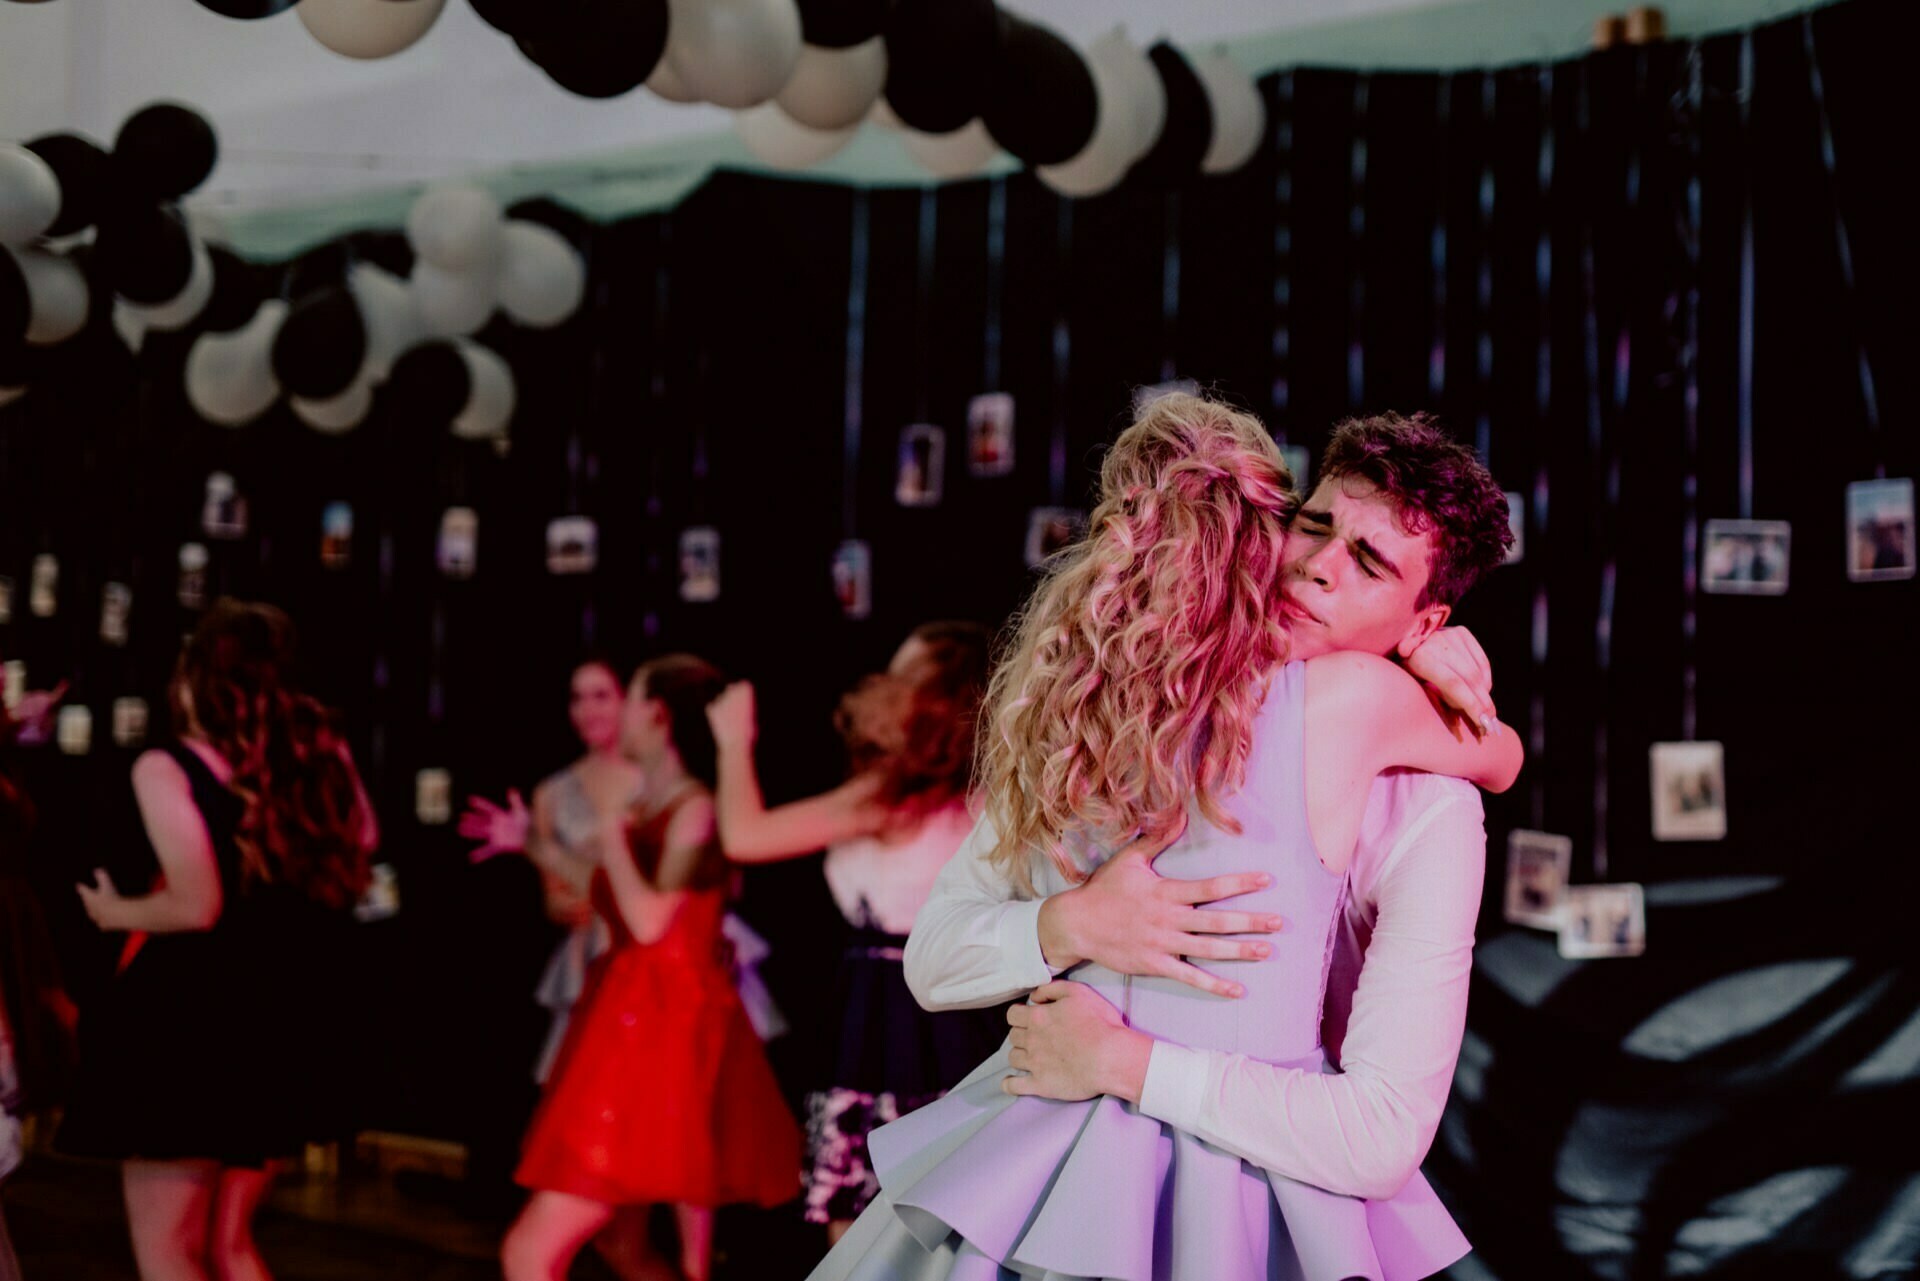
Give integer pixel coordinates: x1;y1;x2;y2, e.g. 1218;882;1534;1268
966;393;1016;478
1651;740;1728;841
1701;519;1790;596
1558;882;1646;959
1846;478;1915;583
1504;829;1573;929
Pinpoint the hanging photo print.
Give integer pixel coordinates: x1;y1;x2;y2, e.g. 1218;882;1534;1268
832;540;872;620
415;768;453;825
178;544;209;610
1846;478;1915;582
202;472;248;541
100;583;132;647
966;394;1016;478
0;575;13;625
1503;829;1572;929
354;862;402;923
2;662;25;714
1650;740;1728;841
896;424;947;508
29;554;57;618
546;516;599;575
56;704;92;756
111;697;149;748
1279;444;1311;495
1503;491;1525;565
1132;379;1201;418
679;527;721;603
321;502;354;571
1557;883;1647;959
437;508;479;580
1025;507;1086;568
1701;519;1789;595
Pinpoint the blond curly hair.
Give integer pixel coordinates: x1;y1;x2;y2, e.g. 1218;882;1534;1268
980;394;1298;893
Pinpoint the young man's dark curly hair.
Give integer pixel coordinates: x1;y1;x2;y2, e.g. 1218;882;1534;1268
1316;413;1514;608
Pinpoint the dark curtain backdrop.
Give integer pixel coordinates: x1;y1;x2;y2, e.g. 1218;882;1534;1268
2;0;1913;1275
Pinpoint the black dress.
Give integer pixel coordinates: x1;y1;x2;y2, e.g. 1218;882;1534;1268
58;743;358;1167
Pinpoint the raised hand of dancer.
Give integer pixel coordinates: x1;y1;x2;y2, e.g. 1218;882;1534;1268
1402;625;1497;739
461;789;530;864
706;682;757;751
1036;817;1282;1000
1003;980;1150;1104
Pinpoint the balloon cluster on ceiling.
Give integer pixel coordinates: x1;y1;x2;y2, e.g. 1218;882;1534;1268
2;102;586;436
0;0;1266;193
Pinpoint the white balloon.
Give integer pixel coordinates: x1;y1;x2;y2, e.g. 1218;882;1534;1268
735;102;857;170
1195;51;1266;174
664;0;803;111
9;247;90;346
185;299;286;428
495;222;585;328
1105;31;1165;168
450;340;515;440
0;146;60;246
298;0;447;60
123;236;214;332
347;262;417;380
406;185;503;273
291;379;373;433
647;57;702;103
0;386;24;410
900;120;999;180
775;39;886;131
411;260;496;337
112;302;147;354
1037;30;1140;198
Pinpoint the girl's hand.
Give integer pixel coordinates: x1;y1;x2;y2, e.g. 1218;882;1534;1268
1402;626;1497;738
75;868;124;931
1003;981;1152;1104
459;789;530;864
706;682;758;751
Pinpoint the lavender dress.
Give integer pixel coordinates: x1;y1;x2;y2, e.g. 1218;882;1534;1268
808;662;1471;1281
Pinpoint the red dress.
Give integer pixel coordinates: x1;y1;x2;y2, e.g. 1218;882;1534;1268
514;795;801;1208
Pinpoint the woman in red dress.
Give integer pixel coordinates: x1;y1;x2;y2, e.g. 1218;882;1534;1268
503;654;800;1281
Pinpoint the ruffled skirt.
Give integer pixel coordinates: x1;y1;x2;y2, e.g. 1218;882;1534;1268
807;1045;1468;1281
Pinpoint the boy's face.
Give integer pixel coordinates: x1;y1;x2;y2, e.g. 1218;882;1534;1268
1277;476;1451;660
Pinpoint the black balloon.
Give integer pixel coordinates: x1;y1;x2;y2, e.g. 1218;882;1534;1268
470;0;582;39
383;341;470;423
114;103;219;201
982;15;1097;167
516;0;668;100
1;247;27;355
22;134;113;237
201;246;264;334
270;286;368;400
191;0;298;16
882;0;1001;135
797;0;892;48
94;204;196;306
1130;43;1213;185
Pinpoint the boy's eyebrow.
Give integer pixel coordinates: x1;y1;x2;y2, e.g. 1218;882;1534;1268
1354;537;1404;580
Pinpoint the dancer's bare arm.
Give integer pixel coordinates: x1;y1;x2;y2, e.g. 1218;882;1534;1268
76;751;222;934
708;681;887;863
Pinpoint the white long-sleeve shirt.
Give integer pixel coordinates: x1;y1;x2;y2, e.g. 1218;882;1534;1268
902;769;1485;1201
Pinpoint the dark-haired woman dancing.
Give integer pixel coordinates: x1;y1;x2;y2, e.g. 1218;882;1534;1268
59;600;378;1281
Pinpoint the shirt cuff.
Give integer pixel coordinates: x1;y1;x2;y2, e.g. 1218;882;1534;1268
1000;897;1061;986
1137;1040;1213;1132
